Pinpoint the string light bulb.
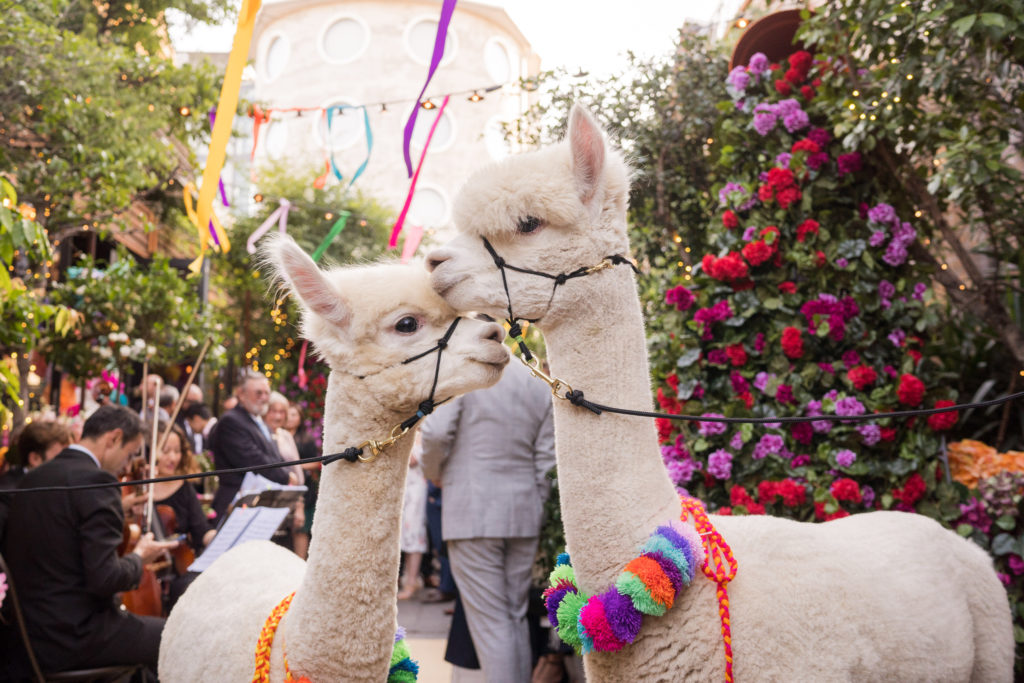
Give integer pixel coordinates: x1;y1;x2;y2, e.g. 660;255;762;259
179;106;190;116
421;99;436;110
735;18;749;28
468;91;483;102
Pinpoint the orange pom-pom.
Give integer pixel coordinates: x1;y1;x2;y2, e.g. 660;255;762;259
623;555;676;609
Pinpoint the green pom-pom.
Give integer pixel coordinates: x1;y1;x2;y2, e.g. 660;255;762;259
555;590;587;653
390;640;411;667
388;672;417;683
548;563;576;587
615;572;666;617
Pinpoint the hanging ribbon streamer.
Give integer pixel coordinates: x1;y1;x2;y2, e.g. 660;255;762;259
325;106;374;191
208;109;230;207
390;95;450;248
311;210;351;263
296;339;309;390
189;0;261;273
400;224;425;264
184;183;230;274
246;199;292;254
402;0;458;177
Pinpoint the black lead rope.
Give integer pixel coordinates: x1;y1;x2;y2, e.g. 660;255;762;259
480;235;639;362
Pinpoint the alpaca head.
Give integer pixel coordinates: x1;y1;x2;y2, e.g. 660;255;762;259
427;104;632;327
264;236;509;416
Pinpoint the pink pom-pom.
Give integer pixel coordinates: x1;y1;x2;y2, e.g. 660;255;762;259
579;598;626;652
672;520;706;569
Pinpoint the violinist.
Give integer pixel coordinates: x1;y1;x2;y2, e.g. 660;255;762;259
149;421;215;609
1;405;179;676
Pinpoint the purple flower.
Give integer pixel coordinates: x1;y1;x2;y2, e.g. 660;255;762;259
665;285;695;311
718;182;746;207
729;431;744;450
882;240;908;267
753;371;774;393
812;418;833;434
888;328;906;347
835;449;857;467
698;413;727;437
835;257;848;268
707;349;728;365
775;152;792;168
879;280;895;300
776;384;795;404
842;350;861;368
837;152;862;176
775;99;802;116
782;109;810;133
707;449;733;480
1008;555;1024;576
747;52;769;76
883;364;899;378
805;399;822;415
742;225;758;241
727;66;750;93
867;203;897;226
730;371;749;394
835;397;866;417
754;333;765;352
753;112;777;136
818;362;835;375
869;230;888;247
753;434;784;459
806;152;830;171
892;221;917;245
857;424;881;446
913;282;928;300
958;497;992;534
665;456;701;485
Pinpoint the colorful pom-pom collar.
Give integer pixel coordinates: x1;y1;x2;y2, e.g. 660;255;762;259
544;496;737;681
252;591;419;682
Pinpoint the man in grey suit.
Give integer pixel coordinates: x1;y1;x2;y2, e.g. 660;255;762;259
421;358;556;683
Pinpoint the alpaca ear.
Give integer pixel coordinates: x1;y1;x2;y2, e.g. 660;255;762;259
264;235;350;329
568;103;606;206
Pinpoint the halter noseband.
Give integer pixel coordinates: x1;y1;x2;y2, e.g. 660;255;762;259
480;235;638;361
322;317;461;465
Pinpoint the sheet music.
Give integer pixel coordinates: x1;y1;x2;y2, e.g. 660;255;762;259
187;506;290;573
232;471;307;505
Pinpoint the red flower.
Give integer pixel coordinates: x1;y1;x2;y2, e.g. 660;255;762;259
892;472;926;506
776;384;796;404
790;421;813;445
767;167;796;190
757;480;778;503
778;479;807;506
746;502;766;515
789;50;813;74
665;373;679;392
774;79;792;95
800;85;816;101
758;184;774;202
656;418;673;443
907;348;922;363
704;252;749;283
781;326;804;359
776;186;802;209
722;210;739;229
760;225;781;246
726;343;747;367
880;427;898;442
730;485;754;507
830;478;862;503
815;250;827;268
742;240;772;266
656;387;682;415
737;391;754;409
826;508;851;521
791;139;820;154
784;67;804;85
778;281;797;294
897;373;926;407
796;219;819;243
927;400;958;431
717;507;733;516
847;365;878;390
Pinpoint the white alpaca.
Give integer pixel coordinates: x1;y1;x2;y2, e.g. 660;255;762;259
158;236;509;681
426;105;1014;681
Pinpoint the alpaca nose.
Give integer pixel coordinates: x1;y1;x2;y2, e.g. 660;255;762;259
482;322;504;344
426;248;449;273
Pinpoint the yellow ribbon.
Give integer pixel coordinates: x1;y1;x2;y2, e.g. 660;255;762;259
185;183;231;274
188;0;261;274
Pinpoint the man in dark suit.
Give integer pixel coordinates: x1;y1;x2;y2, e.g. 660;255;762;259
207;372;292;521
1;405;178;675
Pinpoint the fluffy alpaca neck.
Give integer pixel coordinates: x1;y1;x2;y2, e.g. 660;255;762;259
282;375;409;681
542;268;680;594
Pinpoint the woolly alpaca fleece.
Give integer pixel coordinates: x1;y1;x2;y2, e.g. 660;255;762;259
159;236;509;682
427;105;1014;681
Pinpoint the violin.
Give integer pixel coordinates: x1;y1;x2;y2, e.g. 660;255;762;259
156;503;196;575
118;455;166;617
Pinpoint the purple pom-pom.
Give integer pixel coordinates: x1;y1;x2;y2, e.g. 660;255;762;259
545;587;571;628
654;525;695;573
394;626;407;643
598;588;643;644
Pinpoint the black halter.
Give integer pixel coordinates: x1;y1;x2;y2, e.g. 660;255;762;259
322;317;461;464
480;235;638;361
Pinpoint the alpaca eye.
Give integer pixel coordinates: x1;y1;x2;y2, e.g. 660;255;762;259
516;216;541;234
395;316;419;334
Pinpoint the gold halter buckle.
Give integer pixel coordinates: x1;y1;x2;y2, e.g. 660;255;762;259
356;424;410;462
520;355;574;400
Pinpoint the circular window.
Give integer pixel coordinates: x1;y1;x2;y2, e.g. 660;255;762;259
263;120;288;160
484;116;511;161
411;108;455;151
484;38;511;84
263;34;290;82
408;186;449;228
404;18;456;66
316;101;365;151
320;16;369;63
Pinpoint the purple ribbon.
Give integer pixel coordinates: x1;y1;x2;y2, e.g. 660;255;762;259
208;109;230;207
402;0;457;177
246;198;292;253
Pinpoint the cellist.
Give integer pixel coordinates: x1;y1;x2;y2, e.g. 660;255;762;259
1;405;179;677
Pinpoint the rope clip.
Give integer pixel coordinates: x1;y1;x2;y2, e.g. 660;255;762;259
584;259;613;275
519;355;574;400
357;424;410;462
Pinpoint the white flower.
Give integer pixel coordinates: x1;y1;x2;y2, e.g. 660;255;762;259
98;346;112;359
119;346;131;358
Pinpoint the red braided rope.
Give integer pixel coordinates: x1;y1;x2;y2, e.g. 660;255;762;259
681;497;738;683
253;592;296;683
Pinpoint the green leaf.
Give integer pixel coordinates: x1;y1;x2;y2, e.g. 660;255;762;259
995;515;1017;531
677;347;701;368
956;523;975;537
991;533;1017;556
978;13;1007;28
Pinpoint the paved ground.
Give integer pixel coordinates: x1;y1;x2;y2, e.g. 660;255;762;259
397;588;488;683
